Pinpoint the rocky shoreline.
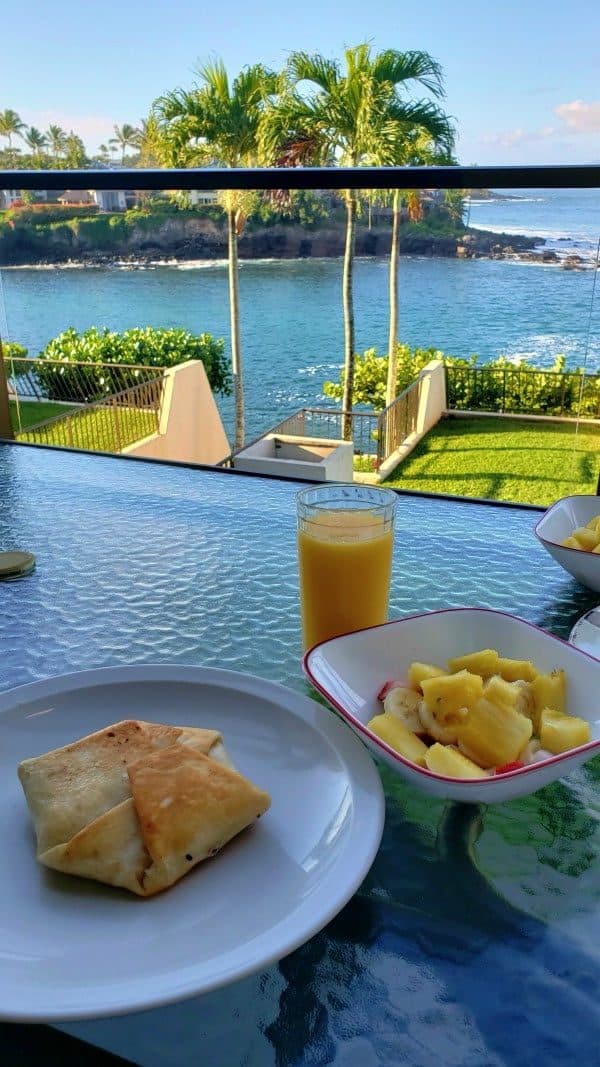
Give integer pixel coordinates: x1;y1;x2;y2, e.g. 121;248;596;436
0;212;559;268
1;217;588;270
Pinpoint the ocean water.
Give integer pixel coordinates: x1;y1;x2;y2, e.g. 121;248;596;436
468;187;600;257
1;188;599;442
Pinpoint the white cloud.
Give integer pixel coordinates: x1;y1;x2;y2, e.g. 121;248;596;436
21;110;116;150
481;125;556;148
555;100;600;133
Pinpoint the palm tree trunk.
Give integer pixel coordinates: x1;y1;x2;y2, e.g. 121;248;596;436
341;191;356;440
385;189;401;407
227;209;244;450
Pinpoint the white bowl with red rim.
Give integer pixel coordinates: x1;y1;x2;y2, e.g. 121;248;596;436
535;494;600;593
303;608;600;804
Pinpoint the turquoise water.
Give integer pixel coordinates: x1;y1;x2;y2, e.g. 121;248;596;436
1;188;599;441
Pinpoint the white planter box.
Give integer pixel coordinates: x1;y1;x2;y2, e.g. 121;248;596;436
233;434;354;481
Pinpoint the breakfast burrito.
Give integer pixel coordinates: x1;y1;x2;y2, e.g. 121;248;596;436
18;719;271;896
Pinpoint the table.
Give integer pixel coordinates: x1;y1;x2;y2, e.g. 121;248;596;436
1;442;599;1067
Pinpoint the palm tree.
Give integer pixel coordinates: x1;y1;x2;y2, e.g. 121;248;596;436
64;131;86;168
262;45;453;436
46;124;67;161
132;115;162;167
24;126;48;163
0;109;25;163
154;61;278;449
385;124;455;406
109;123;140;164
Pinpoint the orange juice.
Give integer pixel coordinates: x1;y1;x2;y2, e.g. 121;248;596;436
298;509;394;649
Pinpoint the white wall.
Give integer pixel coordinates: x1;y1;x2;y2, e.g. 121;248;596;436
124;360;230;466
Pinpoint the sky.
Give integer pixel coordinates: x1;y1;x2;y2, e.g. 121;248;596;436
2;0;599;165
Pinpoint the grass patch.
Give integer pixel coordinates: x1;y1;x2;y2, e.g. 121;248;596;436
10;399;77;431
383;416;600;506
17;406;156;452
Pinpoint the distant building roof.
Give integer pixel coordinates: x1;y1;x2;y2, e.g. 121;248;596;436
58;190;94;204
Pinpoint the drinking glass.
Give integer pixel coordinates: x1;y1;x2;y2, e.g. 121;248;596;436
297;483;397;651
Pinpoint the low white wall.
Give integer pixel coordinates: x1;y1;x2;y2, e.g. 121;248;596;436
417;359;447;434
124;360;230;466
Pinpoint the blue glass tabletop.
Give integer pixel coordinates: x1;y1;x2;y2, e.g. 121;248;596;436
1;443;598;1066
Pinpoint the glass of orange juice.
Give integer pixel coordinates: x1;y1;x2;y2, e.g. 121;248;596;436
297;484;397;650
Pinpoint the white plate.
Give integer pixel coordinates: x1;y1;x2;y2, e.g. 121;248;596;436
569;607;600;658
0;665;384;1022
304;608;600;804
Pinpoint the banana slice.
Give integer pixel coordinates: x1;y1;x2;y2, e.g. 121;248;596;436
383;687;423;734
418;699;466;745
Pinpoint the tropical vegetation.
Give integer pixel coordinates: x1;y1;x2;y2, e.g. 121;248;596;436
0;45;465;447
7;327;230;401
324;347;600;420
260;44;455;436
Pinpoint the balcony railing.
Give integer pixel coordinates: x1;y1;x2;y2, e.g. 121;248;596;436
446;365;600;419
15;375;165;453
7;358;164;407
376;377;423;466
3;164;599;191
266;408;380;458
234;375;426;472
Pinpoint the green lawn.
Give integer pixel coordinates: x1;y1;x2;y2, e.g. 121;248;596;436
10;399;77;430
383;416;600;506
14;403;156;452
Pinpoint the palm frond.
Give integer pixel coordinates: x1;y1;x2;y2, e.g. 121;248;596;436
196;58;230;103
372;50;445;98
287;51;340;93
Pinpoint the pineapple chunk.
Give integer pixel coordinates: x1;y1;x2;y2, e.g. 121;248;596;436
511;680;535;720
383;686;423;733
425;743;487;779
572;527;599;551
585;514;600;530
421;669;484;720
561;536;582;549
593;544;600;555
367;713;429;766
484;675;520;708
408;661;447;689
497;657;537;683
457;697;533;769
539;708;591;754
530;669;566;732
447;649;500;678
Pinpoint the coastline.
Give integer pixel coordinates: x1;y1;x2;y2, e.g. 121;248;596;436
0;216;564;271
1;209;593;271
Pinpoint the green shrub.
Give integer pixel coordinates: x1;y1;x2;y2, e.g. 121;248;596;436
8;204;98;225
1;341;28;362
324;344;451;410
324;345;600;419
35;326;231;400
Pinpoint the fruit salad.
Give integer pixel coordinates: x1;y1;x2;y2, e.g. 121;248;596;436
561;513;600;552
367;648;591;779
